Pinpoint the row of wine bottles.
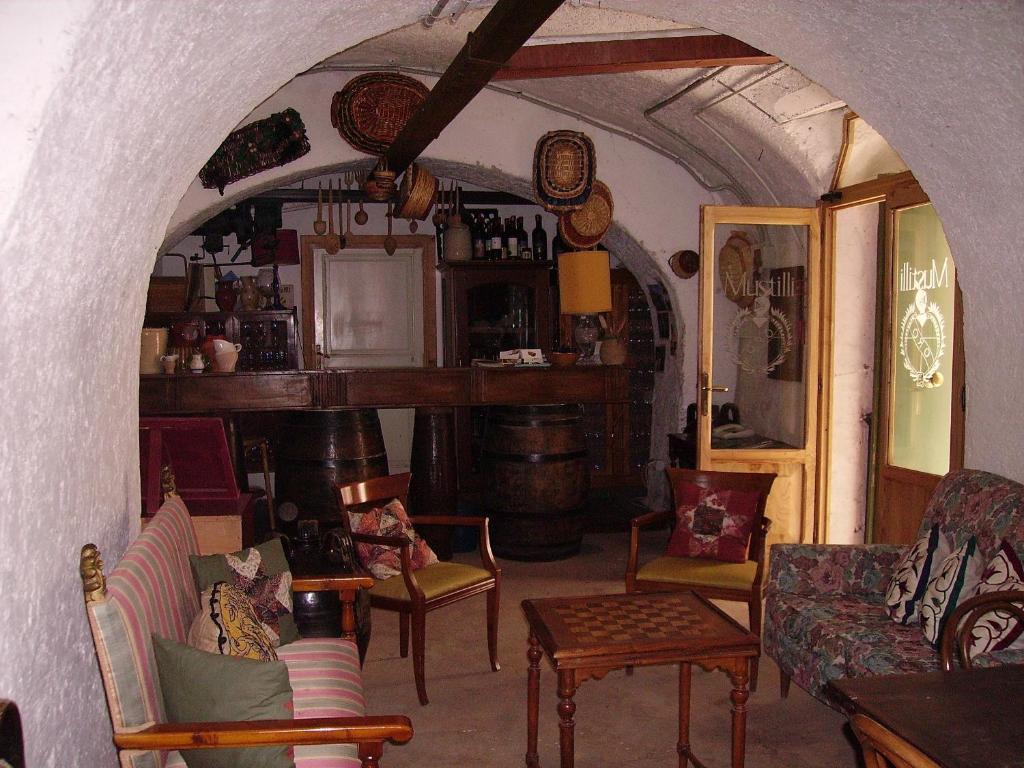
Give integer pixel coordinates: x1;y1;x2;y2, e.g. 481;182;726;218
461;211;549;261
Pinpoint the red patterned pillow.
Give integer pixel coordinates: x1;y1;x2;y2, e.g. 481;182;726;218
350;499;438;580
665;485;760;563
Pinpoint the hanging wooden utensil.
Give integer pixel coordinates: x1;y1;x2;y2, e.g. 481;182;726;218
314;181;327;235
384;202;397;256
432;180;447;228
344;171;353;243
354;170;368;225
408;218;418;233
325;179;340;254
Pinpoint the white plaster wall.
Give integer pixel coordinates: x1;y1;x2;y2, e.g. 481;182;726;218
0;2;1021;765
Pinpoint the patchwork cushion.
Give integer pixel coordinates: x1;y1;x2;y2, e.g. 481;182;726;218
635;556;758;591
921;537;984;645
192;538;297;646
665;485;760;563
188;582;278;662
369;561;491;602
152;634;294;768
885;524;948;624
966;540;1024;657
349;499;438;580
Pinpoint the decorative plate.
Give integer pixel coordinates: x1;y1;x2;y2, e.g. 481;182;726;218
331;73;430;155
558;180;613;248
532;130;596;212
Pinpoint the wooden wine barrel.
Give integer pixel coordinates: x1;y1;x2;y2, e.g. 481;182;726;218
274;409;389;527
273;409;386;659
482;404;590;561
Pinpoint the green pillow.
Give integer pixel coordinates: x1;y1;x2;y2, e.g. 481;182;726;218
191;538;299;645
152;634;295;768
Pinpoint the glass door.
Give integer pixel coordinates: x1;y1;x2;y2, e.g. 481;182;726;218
699;205;820;545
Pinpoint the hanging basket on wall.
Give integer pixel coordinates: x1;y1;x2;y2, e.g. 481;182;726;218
198;108;310;195
532;130;596;212
331;73;430;155
558;179;613;248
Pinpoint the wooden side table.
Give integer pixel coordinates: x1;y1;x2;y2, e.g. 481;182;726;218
521;590;759;768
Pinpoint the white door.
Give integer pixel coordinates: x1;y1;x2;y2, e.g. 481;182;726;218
310;238;432;473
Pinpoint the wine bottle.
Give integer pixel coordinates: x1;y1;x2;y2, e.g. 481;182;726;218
505;217;518;259
532;214;548;261
517;216;528;259
471;213;486;260
488;215;503;260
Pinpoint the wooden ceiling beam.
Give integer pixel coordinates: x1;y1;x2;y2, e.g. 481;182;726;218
492;35;779;80
383;0;564;176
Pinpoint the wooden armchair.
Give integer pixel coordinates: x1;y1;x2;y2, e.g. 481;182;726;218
336;472;501;705
939;589;1024;671
849;714;941;768
625;468;775;689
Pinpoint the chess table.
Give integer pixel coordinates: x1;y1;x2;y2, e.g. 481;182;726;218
521;591;759;768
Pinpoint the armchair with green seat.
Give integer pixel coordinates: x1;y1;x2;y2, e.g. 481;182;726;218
625;468;776;689
335;472;500;706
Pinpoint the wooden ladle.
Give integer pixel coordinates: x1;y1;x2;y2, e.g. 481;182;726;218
313;181;327;235
384;202;397;256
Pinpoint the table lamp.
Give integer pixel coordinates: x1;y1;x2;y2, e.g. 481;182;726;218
558;250;612;362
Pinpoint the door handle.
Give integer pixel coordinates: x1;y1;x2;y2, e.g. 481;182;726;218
700;373;729;416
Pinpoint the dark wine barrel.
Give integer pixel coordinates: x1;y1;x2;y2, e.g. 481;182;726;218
274;409;387;659
274;409;389;527
482;404;589;561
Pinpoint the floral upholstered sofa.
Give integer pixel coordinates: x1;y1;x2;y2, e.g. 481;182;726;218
764;469;1024;704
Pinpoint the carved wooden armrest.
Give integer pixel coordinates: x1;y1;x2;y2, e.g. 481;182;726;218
939;589;1024;671
625;509;673;586
291;574;374;593
114;715;413;764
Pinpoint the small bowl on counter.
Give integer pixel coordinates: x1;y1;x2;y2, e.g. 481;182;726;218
548;351;580;368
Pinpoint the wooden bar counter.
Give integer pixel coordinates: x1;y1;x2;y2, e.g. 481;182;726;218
140;366;629;414
141;366;629;555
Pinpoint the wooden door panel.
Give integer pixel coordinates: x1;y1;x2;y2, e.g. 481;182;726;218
874;466;938;544
707;457;805;547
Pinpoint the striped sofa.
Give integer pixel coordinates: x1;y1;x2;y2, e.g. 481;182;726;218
80;493;412;768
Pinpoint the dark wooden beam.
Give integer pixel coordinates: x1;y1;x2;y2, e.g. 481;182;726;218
493;34;779;80
383;0;564;176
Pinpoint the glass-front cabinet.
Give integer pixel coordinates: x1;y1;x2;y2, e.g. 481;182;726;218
438;262;552;366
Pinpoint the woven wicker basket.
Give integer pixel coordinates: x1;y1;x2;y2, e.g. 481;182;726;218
558;180;613;248
397;163;438;220
331;73;430;155
532;130;596;212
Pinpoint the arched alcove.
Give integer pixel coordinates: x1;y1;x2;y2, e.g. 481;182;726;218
1;3;1020;765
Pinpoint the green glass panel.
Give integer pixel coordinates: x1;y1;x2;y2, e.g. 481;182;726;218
888;204;956;475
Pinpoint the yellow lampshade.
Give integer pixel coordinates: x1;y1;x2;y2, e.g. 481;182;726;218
558;250;612;314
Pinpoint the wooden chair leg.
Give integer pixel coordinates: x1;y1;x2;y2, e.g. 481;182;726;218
748;596;762;692
780;671;791;699
486;586;500;672
399;612;410;658
412;607;428;705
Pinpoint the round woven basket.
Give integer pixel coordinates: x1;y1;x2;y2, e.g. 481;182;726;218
532;130;596;212
718;231;756;307
397;164;438;221
558;180;613;248
332;73;430;155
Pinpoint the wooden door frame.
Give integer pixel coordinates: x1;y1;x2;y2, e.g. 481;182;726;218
300;234;437;369
816;172;965;544
698;204;821;544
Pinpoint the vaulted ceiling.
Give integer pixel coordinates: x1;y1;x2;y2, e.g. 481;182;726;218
315;2;850;206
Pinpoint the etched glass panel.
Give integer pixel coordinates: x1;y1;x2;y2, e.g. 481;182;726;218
711;223;809;449
888;204;956;475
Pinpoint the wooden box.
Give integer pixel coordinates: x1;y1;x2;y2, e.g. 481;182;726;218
140;416;254;553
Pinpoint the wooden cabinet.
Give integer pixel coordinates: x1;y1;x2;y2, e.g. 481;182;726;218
438;262;553;366
144;310;300;371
